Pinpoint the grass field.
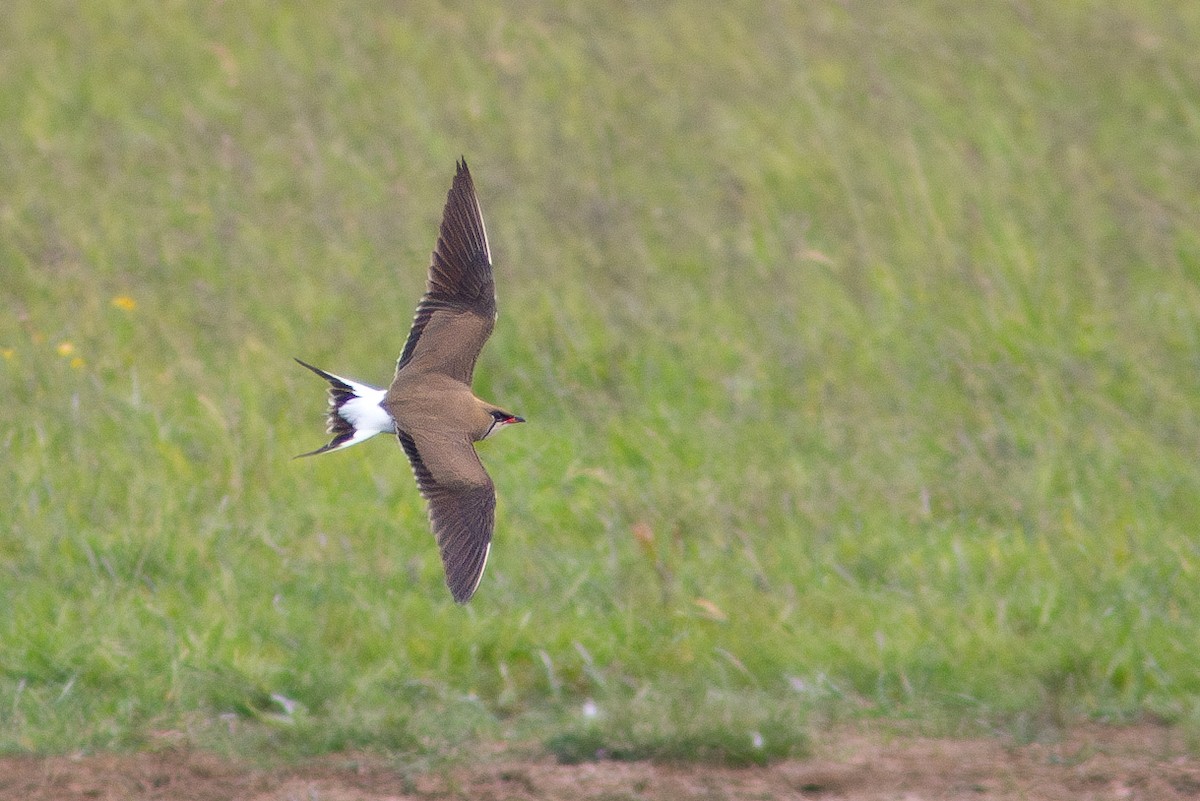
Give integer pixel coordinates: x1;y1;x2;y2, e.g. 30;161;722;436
2;1;1199;762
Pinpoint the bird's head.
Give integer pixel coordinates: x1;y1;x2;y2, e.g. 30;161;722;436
484;408;525;439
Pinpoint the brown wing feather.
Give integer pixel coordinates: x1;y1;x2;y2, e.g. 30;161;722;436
396;160;495;385
398;429;496;603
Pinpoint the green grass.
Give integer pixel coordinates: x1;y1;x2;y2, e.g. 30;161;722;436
2;0;1200;761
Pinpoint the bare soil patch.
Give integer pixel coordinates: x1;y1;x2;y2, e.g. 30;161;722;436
1;723;1196;800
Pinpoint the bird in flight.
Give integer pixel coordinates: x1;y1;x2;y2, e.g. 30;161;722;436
296;160;523;603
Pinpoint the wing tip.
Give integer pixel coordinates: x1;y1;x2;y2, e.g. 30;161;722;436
451;157;471;190
448;542;490;604
451;157;477;202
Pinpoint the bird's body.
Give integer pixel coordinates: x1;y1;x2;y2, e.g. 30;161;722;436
296;160;522;603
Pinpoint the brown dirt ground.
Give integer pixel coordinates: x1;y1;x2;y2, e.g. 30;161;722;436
1;723;1197;801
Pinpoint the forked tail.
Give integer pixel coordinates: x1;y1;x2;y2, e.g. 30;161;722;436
294;359;396;457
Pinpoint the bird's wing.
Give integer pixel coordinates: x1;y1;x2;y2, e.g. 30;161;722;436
397;428;496;603
394;159;495;385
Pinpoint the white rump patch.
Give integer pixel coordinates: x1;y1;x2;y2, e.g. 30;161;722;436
338;387;396;436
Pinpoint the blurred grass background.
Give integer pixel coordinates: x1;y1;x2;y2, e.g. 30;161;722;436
2;0;1199;760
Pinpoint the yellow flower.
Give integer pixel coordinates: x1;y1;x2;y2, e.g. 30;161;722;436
0;347;14;361
69;356;85;369
56;341;76;357
111;295;137;311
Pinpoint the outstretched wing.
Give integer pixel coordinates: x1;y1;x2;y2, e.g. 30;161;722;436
397;429;496;603
394;159;495;385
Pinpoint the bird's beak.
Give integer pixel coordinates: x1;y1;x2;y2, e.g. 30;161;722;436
508;416;525;424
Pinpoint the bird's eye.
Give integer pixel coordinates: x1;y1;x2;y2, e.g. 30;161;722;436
491;410;507;421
